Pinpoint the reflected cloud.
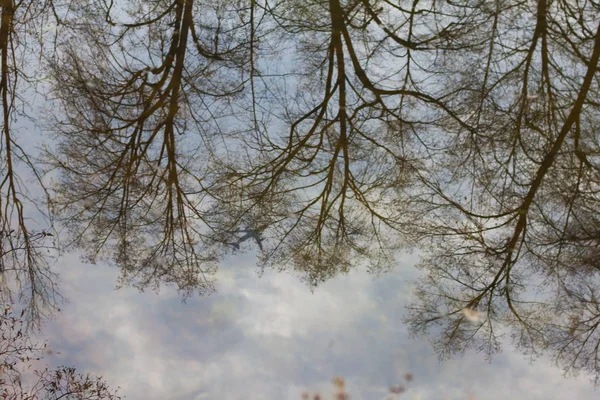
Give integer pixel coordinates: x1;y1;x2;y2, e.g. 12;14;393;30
38;252;597;400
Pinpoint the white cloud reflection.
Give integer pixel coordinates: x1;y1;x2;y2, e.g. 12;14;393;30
40;252;598;400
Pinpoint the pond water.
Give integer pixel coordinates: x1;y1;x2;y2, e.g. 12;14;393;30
36;251;597;400
2;2;600;399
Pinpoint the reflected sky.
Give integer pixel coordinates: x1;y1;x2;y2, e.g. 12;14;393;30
2;2;598;400
39;251;598;400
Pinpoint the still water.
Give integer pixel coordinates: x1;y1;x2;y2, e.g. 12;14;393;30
2;2;600;398
37;251;597;400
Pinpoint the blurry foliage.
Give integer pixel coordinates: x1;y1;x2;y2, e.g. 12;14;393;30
300;374;416;400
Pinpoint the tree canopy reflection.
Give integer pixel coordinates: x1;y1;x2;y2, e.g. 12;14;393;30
1;0;600;385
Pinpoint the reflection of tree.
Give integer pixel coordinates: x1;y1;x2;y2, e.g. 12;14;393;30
43;0;249;296
45;0;461;289
404;6;600;379
1;0;600;384
0;305;120;399
0;0;62;327
42;1;600;381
